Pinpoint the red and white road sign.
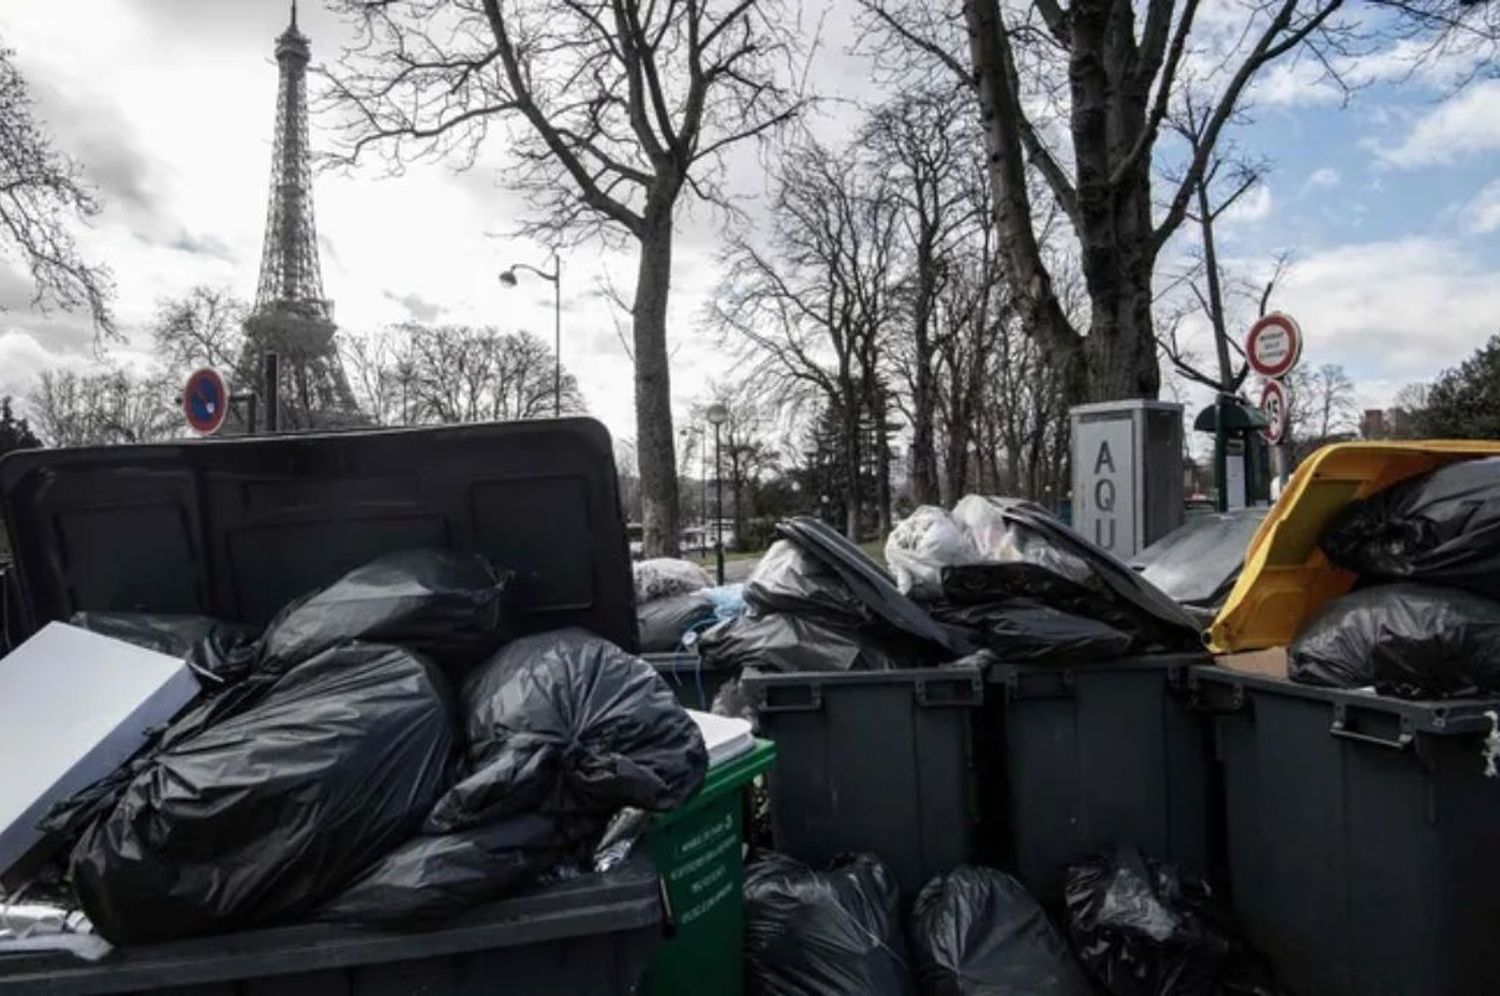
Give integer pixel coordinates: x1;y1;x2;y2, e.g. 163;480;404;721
1260;378;1289;445
1246;312;1303;380
182;368;228;435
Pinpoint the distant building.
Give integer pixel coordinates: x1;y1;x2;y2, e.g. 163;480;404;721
1360;409;1388;439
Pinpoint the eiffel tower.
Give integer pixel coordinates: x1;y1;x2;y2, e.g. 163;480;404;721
237;1;360;429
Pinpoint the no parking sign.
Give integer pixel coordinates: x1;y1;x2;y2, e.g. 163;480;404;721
182;368;228;435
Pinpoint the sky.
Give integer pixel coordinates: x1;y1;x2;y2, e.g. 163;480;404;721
0;0;1497;450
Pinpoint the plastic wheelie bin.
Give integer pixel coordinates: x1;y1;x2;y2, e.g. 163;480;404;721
0;419;666;994
743;664;985;897
979;653;1215;910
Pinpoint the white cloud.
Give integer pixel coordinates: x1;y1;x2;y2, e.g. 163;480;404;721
1376;80;1500;168
1222;185;1274;225
1264;236;1500;383
1465;180;1500;235
1303;167;1340;192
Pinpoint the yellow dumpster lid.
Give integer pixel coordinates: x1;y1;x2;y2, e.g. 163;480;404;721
1208;440;1500;653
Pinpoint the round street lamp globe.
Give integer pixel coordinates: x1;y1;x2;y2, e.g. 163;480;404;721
498;269;518;287
706;403;729;426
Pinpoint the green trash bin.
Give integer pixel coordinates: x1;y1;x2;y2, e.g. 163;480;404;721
641;739;776;996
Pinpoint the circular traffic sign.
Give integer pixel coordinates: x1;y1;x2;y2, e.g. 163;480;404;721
1260;378;1288;445
1246;312;1303;380
183;368;228;435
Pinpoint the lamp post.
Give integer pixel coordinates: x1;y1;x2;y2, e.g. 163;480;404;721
499;250;562;417
706;402;728;585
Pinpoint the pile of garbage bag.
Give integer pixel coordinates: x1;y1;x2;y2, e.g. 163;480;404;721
885;498;1199;662
744;853;1098;996
1296;458;1500;698
699;520;966;678
36;548;707;944
633;557;747;653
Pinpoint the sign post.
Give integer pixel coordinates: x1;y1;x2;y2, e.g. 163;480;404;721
1245;312;1302;493
182;368;228;436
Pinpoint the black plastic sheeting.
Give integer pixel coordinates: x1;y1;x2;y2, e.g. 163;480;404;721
70;643;455;944
745;852;914;996
260;549;515;675
1131;510;1268;608
69;610;261;687
1289;582;1500;698
637;590;717;652
930;600;1133;666
1066;846;1284;996
1321;456;1500;597
910;866;1091;996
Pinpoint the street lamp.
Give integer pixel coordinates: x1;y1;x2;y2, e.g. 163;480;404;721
499;250;562;417
706;401;729;585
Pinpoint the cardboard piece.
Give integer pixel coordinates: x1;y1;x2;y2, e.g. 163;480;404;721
1214;646;1289;679
685;709;754;768
0;623;198;883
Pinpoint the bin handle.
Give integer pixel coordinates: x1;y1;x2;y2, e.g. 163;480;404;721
1330;706;1414;751
758;682;823;714
915;674;983;708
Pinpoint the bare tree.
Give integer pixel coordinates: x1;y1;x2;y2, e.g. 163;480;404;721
341;323;585;426
1286;361;1358;460
714;139;901;539
0;46;114;336
323;0;805;556
151;287;248;379
860;85;976;506
27;368;177;447
861;0;1494;404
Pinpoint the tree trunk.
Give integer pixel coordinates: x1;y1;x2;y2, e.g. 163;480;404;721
908;272;940;505
633;202;681;556
875;397;892;537
841;392;862;540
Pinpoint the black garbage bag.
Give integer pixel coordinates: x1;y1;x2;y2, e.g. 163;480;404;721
1066;846;1284;996
425;628;707;835
320;812;602;925
1289;582;1500;698
638;590;718;652
942;563;1193;653
697;612;939;673
260;548;514;674
931;599;1133;665
1321;457;1500;596
910;866;1091;996
745;539;872;623
70;643;454;944
745;852;915;996
69;610;261;687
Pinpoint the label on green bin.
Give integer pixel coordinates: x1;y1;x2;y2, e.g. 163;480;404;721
667;812;739;927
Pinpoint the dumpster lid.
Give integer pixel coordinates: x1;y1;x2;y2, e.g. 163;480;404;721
0;419;638;649
1208;440;1500;652
1131;508;1268;607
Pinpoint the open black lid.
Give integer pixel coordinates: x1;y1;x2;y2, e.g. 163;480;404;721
0;418;638;650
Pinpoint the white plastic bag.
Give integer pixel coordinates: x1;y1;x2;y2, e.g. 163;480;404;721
885;506;981;600
633;558;712;603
